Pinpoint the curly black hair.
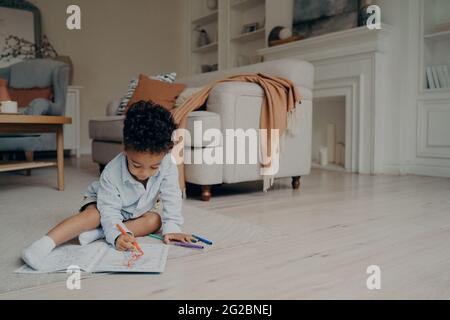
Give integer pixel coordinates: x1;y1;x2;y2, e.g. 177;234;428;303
123;100;178;154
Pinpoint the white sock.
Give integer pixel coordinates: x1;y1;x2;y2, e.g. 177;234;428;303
78;228;104;246
21;236;55;270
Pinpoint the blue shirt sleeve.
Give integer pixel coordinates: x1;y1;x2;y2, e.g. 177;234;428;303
96;171;132;245
159;155;184;234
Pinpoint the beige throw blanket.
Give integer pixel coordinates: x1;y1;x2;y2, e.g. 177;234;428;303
170;73;302;195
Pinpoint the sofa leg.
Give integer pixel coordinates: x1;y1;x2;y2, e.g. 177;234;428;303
25;151;34;176
201;185;212;201
292;176;301;190
99;164;106;175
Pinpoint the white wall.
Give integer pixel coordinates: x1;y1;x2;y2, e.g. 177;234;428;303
32;0;185;154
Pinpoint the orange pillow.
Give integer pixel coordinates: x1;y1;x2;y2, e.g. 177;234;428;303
126;74;186;112
8;87;53;108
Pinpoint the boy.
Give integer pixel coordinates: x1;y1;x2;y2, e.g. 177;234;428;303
22;101;194;270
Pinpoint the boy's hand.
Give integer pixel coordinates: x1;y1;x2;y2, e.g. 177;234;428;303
116;234;136;251
163;233;196;244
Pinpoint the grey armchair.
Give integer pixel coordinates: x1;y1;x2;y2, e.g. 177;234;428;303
0;59;69;154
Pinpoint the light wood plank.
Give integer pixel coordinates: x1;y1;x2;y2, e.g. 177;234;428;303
0;161;56;172
0;114;71;125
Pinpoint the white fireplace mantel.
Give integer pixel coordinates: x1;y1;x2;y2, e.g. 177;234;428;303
258;25;393;175
258;24;392;62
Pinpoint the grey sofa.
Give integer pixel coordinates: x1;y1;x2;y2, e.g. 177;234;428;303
0;59;70;152
89;59;314;200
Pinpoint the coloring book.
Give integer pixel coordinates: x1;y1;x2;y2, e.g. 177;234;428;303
15;241;169;274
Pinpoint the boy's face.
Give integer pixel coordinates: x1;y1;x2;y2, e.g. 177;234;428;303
125;149;166;182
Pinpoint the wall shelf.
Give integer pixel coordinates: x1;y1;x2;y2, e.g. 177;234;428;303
231;0;264;10
187;0;266;75
421;87;450;95
192;41;218;54
424;29;450;41
420;0;450;91
231;28;265;42
191;10;218;25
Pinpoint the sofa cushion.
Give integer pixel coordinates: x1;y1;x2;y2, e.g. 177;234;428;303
89;116;125;142
116;72;177;115
125;75;186;112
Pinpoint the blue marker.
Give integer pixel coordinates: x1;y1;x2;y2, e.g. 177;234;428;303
192;234;213;245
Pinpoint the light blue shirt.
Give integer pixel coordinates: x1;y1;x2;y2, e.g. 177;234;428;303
85;152;183;245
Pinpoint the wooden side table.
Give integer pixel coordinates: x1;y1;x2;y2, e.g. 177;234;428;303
0;114;72;191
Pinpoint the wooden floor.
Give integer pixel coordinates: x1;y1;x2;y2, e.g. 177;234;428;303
2;163;450;299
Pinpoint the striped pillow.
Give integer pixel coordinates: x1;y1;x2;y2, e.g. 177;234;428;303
116;72;177;115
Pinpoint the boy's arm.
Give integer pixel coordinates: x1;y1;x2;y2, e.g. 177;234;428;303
159;155;184;235
97;172;131;245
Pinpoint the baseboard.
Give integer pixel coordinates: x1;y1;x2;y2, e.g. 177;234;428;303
382;163;404;175
383;163;450;178
404;164;450;178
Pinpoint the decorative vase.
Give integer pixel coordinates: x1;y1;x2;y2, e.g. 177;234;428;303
319;146;328;167
197;29;210;47
206;0;217;10
0;79;11;102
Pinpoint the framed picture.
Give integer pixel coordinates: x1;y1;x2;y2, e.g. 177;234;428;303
0;0;42;67
292;0;359;39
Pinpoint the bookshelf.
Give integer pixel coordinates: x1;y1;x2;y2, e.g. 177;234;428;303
186;0;266;75
188;0;220;75
420;0;450;93
229;0;266;68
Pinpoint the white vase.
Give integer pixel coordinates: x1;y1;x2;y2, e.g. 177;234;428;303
319;146;328;167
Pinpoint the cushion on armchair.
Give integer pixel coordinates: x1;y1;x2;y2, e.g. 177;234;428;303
23;98;53;115
8;87;53;108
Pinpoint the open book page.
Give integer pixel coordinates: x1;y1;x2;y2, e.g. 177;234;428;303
93;243;169;273
15;241;109;274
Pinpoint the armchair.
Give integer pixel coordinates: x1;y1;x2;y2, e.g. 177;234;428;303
0;59;70;156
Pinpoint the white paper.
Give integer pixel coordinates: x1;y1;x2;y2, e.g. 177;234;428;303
15;241;169;274
94;244;169;273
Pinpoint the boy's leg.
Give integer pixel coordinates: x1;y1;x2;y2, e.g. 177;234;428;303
124;212;162;237
47;203;101;246
22;204;101;270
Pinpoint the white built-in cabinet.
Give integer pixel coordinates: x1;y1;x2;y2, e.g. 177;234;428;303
186;0;266;75
416;0;450;162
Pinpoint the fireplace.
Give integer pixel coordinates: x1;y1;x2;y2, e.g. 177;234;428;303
258;25;392;174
